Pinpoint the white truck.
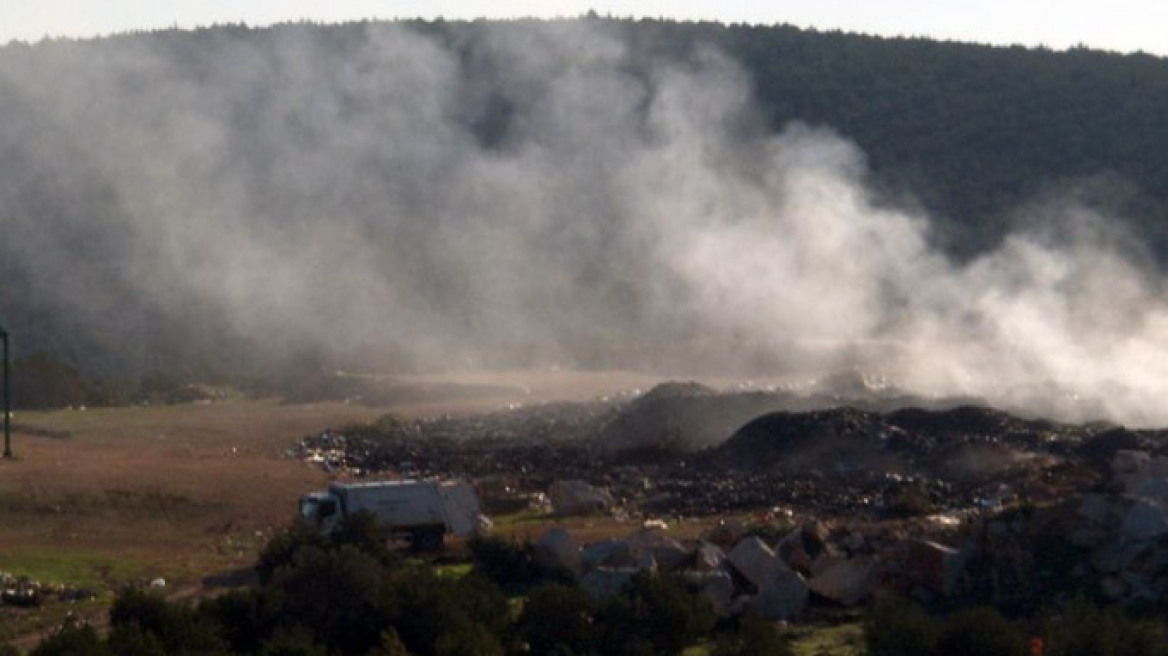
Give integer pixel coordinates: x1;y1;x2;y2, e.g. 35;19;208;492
299;479;488;550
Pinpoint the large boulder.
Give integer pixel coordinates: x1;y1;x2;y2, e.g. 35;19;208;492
749;571;809;621
580;568;636;600
680;570;736;615
548;480;614;516
727;536;808;620
808;557;877;605
693;542;727;572
1077;493;1117;526
624;529;692;572
1120;499;1168;541
533;528;580;575
727;537;783;590
902;540;967;597
581;538;635;571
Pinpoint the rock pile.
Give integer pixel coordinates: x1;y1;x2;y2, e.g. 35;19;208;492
1069;449;1168;603
533;517;973;621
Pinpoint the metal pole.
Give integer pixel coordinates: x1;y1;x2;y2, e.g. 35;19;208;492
1;324;10;459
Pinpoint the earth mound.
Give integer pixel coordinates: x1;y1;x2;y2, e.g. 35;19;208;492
593;382;793;453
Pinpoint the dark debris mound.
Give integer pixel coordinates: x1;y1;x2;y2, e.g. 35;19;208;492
703;405;1097;483
703;408;906;475
886;406;1056;444
592;382;791;453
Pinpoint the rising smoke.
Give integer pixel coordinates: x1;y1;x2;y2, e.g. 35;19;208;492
0;21;1165;424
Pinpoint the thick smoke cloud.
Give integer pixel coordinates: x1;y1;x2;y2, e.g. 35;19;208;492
0;21;1166;424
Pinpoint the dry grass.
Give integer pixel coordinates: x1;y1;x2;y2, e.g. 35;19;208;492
0;399;385;584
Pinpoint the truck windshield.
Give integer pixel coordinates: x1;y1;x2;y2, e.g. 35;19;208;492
299;498;318;520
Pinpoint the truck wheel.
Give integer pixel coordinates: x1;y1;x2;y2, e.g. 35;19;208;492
412;528;444;552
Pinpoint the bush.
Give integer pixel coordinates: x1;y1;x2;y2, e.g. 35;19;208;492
712;612;792;656
332;510;402;567
864;596;940;656
467;535;556;589
385;568;510;656
934;607;1027;656
866;597;1031;656
269;545;394;656
433;623;504;656
109;586;225;654
517;582;596;656
595;572;716;656
257;512;400;585
258;627;330;656
256;522;332;584
105;625;166;656
198;588;275;654
1045;598;1168;656
368;629;413;656
29;624;112;656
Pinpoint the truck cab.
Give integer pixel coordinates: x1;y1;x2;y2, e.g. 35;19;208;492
299;491;342;533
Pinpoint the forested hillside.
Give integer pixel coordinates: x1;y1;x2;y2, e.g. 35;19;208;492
2;17;1167;406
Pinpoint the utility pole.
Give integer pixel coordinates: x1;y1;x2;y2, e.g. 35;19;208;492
1;322;10;459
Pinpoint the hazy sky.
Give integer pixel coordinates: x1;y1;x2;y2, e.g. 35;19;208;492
3;1;1166;55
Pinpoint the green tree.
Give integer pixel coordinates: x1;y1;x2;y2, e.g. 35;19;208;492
269;545;394;656
517;582;596;655
108;586;225;655
595;572;716;656
864;596;940;656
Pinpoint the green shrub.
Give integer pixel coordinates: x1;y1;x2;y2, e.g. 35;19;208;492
109;586;225;654
712;612;792;656
864;596;940;656
270;545;394;655
198;588;276;654
256;522;332;584
433;623;504;656
367;629;413;656
595;572;716;656
517;582;596;655
467;534;569;589
1046;598;1168;656
934;607;1027;656
29;624;112;656
259;627;330;656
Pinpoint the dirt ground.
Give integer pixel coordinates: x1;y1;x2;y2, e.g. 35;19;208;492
0;370;666;591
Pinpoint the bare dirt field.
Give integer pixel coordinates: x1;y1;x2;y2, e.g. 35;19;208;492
0;370;665;592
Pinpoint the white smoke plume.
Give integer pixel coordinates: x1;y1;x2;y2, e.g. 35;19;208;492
0;21;1165;424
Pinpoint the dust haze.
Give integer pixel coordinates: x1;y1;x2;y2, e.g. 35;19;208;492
0;21;1165;425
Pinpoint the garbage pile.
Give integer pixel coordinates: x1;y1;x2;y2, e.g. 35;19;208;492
0;572;98;608
287;379;1168;613
294;384;1118;520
